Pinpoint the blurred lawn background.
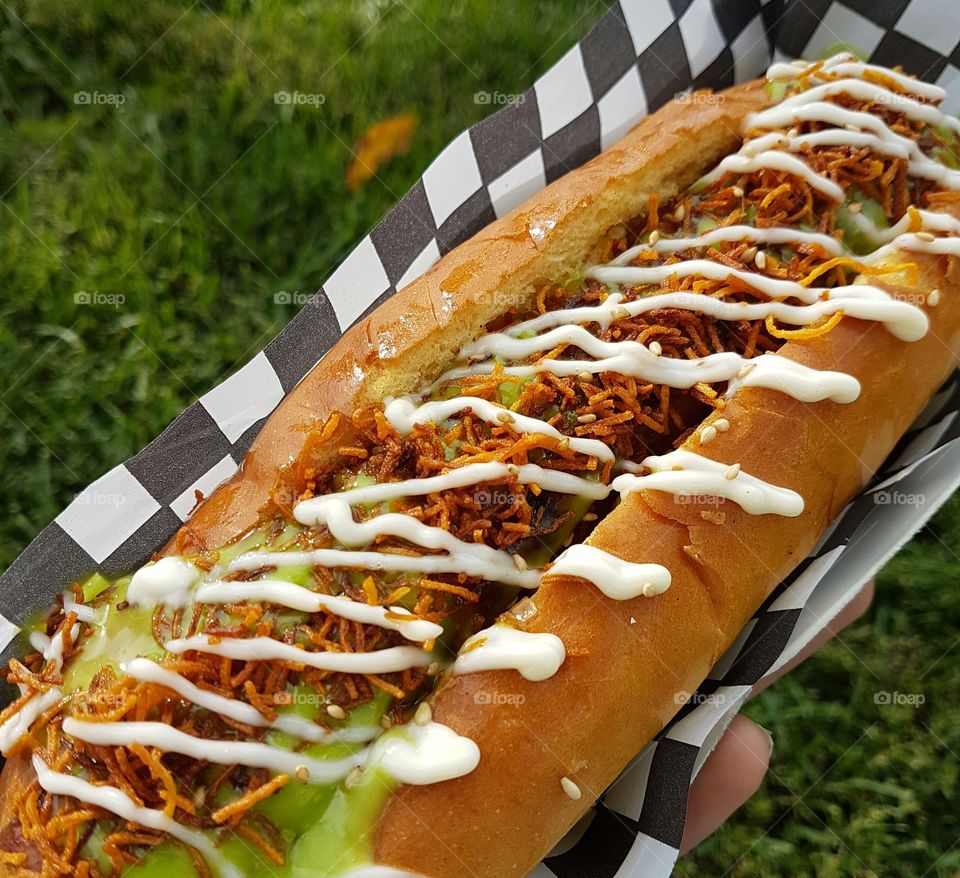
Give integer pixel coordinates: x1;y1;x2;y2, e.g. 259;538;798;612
1;1;958;875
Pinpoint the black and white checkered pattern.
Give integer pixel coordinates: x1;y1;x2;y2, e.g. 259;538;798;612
2;1;959;875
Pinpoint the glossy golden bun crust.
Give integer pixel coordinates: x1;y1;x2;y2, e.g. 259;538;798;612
159;81;768;554
3;79;960;878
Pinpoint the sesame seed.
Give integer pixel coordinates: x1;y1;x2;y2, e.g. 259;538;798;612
732;186;744;198
641;582;663;597
699;425;717;445
847;201;862;214
915;231;936;242
578;371;593;382
754;250;767;270
577;413;597;424
741;246;758;263
673;205;686;222
649;340;663;356
512;553;528;572
928;288;941;307
380;715;393;730
583;512;598;521
326;704;346;720
787;127;799;138
496;411;515;424
506;463;520;475
611;306;630;321
295;765;311;783
724;463;741;480
736;362;757;379
648;230;661;246
560;777;582;800
344;766;364;789
714;418;730;432
414;701;433;726
557;437;570;450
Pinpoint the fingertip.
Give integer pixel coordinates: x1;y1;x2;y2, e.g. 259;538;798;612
680;715;773;854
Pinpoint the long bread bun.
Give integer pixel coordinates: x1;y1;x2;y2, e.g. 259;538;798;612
2;63;960;878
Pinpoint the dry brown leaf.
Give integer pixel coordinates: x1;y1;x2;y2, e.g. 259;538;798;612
346;112;418;191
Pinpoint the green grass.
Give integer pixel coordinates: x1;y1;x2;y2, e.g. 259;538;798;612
1;2;959;875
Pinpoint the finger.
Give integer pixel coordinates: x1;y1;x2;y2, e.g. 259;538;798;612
752;579;875;697
680;714;773;854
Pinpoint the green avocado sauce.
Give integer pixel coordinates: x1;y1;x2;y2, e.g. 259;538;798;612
56;560;396;878
46;372;598;877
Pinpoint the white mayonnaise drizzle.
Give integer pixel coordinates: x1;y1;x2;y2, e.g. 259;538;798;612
1;620;80;754
62;712;481;789
231;542;539;588
384;396;614;461
123;658;380;744
369;719;480;785
194;580;443;642
471;285;924;347
769;55;946;102
547;544;671;599
759;78;960;136
62;590;97;623
0;688;62;755
861;233;960;265
612;449;804;517
294;462;609;521
613;224;844;262
459;321;866;399
453;624;566;681
32;755;241;878
29;622;79;675
879;210;960;241
63;716;368;784
697;150;844;200
127;557;201;608
165;635;433;674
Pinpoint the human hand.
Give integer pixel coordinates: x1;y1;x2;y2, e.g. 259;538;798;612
680;581;876;853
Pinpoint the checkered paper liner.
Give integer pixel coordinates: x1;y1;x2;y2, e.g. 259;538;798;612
3;1;960;875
